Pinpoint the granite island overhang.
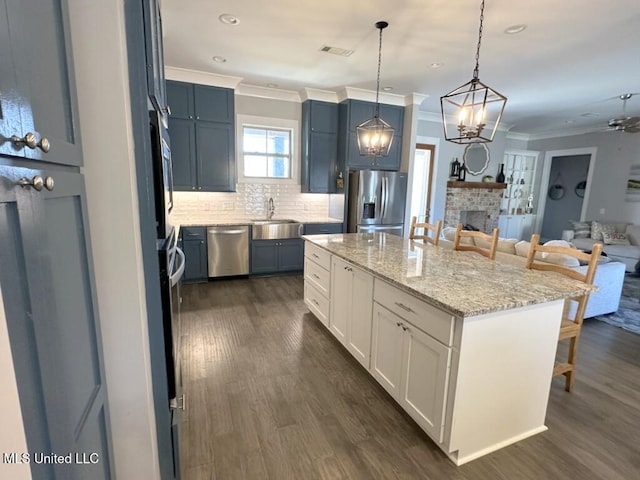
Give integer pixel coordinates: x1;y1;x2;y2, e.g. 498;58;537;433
302;233;595;465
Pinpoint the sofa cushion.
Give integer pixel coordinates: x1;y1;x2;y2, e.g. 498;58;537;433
572;237;600;251
625;224;640;245
442;226;474;245
570;220;591;238
591;221;616;241
602;231;631;245
514;240;580;266
475;237;518;254
603;244;640;260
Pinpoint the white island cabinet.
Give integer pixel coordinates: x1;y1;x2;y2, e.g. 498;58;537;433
302;233;594;466
331;256;373;368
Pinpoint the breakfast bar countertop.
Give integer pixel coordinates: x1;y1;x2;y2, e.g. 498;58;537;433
303;233;595;318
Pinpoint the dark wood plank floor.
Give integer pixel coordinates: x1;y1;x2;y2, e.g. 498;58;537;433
179;275;640;480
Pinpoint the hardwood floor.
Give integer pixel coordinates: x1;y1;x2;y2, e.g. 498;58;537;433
180;275;640;480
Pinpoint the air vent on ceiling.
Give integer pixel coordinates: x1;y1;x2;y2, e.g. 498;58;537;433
580;112;600;118
320;46;354;57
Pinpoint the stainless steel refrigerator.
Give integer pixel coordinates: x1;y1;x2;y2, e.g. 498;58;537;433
347;170;408;236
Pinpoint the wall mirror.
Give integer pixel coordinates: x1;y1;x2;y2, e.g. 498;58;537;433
463;143;490;175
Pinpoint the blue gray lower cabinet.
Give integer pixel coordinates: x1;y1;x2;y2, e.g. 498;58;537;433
0;166;112;479
251;239;304;274
303;223;343;235
181;227;208;283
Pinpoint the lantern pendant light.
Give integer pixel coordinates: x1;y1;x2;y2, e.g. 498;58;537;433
440;0;507;144
357;21;395;157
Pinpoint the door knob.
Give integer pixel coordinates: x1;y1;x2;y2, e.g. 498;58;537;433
11;132;37;150
18;175;44;191
37;137;51;153
43;176;54;191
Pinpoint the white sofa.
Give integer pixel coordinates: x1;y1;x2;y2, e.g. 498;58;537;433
440;229;626;318
570;223;640;272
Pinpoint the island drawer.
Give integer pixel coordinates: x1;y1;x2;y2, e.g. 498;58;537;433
374;279;454;346
305;242;331;270
304;257;330;296
304;282;329;327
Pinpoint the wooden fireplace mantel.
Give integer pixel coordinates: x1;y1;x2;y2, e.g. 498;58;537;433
447;181;507;190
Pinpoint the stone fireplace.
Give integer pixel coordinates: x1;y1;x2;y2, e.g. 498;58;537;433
444;181;506;234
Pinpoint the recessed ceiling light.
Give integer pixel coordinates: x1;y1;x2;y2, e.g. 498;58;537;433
430;62;444;68
218;13;240;25
212;55;227;63
382;86;393;92
504;24;527;35
565;120;576;124
267;83;278;88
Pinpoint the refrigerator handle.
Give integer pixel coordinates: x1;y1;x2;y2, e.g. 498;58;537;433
379;177;385;219
381;177;388;219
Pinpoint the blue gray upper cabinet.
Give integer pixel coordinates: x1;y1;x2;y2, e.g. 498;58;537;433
142;0;167;114
338;99;404;171
301;100;340;193
1;0;82;167
166;80;236;192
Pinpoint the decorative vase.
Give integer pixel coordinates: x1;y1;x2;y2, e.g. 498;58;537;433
458;162;466;181
496;163;506;183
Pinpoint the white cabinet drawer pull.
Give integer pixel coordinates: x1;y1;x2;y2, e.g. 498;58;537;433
312;273;320;280
312;253;319;258
312;299;320;306
395;302;414;313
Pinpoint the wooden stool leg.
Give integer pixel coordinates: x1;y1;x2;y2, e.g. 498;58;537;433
565;334;581;392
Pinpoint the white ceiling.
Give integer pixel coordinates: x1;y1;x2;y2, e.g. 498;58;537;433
162;0;640;137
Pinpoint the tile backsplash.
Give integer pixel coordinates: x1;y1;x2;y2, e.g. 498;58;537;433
172;184;341;223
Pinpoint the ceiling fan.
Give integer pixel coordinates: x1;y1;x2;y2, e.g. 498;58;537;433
608;94;640;133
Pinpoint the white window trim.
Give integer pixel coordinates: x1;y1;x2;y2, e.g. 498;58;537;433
236;114;300;185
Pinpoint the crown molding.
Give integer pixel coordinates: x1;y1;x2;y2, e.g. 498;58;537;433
300;88;339;103
504;131;531;142
235;84;301;102
337;86;405;106
164;66;242;89
406;93;429;107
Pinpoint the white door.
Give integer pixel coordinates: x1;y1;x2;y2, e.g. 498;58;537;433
330;257;350;345
371;303;404;399
399;324;452;443
346;266;373;368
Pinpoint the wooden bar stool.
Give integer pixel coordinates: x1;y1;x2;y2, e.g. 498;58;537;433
452;224;499;260
526;234;602;392
409;216;442;246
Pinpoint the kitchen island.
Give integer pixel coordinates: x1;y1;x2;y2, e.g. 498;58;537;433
302;233;593;465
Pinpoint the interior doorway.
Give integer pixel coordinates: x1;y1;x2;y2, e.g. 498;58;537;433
408;143;435;224
539;152;592;241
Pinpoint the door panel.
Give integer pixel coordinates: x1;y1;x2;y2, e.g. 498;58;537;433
196;122;235;192
194;85;234;123
371;303;403;398
0;167;111;479
347;267;373;368
277;239;304;271
7;0;82;166
309;132;337;192
166;81;194;120
0;3;23;158
401;325;451;443
169;118;196;190
329;257;349;345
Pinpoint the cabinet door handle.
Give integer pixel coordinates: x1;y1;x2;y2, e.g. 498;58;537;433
396;322;403;327
18;176;44;191
312;299;320;306
312;253;319;258
395;302;414;314
312;273;320;280
162;105;171;115
37;137;51;153
11;132;37;150
43;176;54;191
402;325;409;332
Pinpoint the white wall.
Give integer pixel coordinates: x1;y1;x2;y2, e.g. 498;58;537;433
528;131;640;223
68;1;160;479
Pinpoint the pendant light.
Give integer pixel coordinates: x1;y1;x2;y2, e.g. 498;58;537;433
357;21;394;156
440;0;507;144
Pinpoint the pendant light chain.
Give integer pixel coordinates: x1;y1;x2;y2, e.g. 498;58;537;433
375;25;383;117
473;0;485;80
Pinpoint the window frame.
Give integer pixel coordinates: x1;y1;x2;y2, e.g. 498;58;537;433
236;114;299;185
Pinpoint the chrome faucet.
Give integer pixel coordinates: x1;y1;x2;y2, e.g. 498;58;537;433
267;197;275;219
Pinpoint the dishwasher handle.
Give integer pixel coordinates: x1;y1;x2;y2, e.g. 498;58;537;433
207;227;249;235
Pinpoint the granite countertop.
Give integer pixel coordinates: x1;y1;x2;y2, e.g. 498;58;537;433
303;233;595;318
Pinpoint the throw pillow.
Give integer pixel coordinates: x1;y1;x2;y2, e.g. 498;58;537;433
570;220;591;238
442;227;457;241
473;236;516;252
514;240;544;260
602;231;631;245
541;239;580;267
591;221;615;241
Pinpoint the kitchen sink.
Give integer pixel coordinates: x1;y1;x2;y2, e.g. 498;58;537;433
251;219;302;240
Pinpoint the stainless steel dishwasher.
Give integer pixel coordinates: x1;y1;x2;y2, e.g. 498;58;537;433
207;226;249;277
